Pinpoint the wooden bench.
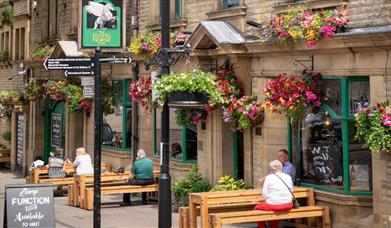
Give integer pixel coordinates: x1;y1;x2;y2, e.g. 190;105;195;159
0;149;10;167
209;205;331;228
70;172;131;207
84;183;159;210
186;187;314;228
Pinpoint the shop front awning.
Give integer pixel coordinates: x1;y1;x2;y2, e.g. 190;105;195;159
51;41;84;58
187;21;246;51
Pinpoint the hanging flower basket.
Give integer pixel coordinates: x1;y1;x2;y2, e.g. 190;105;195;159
153;70;223;109
168;92;208;108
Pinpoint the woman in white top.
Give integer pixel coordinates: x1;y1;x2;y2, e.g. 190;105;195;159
73;147;93;175
254;160;293;228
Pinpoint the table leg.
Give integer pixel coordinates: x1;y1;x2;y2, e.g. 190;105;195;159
200;196;209;228
189;196;197;228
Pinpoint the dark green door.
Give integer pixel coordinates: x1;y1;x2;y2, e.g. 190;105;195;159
44;100;65;162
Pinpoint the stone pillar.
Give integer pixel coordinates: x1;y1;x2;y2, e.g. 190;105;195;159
372;151;391;227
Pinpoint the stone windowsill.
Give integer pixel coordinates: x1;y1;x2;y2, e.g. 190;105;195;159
314;189;373;207
273;0;348;13
146;19;188;31
102;148;132;159
206;6;246;20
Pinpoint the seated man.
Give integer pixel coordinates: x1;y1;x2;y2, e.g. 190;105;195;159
123;149;154;204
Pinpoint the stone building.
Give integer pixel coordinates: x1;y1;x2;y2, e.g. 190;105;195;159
0;0;30;170
4;0;390;226
133;0;391;226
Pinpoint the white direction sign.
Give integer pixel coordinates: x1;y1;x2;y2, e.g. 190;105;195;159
83;86;94;98
81;77;95;86
100;57;132;64
65;70;95;77
43;58;93;70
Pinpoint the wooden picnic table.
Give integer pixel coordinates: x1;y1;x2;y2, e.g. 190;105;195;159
188;187;313;228
71;170;160;207
28;163;110;183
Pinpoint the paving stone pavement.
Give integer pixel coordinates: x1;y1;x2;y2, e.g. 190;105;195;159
0;169;181;228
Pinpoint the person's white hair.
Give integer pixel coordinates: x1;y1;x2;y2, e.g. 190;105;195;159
137;149;146;158
270;160;283;173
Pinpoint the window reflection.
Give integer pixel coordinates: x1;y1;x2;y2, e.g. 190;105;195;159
102;80;131;149
301;108;343;188
349;81;369;115
319;80;341;115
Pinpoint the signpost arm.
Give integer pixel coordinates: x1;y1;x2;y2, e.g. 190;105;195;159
93;47;102;228
159;0;171;227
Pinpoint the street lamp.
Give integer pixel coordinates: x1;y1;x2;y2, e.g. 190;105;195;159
158;1;172;227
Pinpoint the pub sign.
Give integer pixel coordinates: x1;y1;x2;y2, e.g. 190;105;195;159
79;0;125;49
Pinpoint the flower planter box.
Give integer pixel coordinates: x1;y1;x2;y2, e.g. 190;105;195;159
168;92;208;109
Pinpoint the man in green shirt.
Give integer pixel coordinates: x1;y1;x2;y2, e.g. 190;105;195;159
123;149;154;204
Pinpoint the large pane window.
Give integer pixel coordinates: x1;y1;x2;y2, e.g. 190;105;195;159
301;108;343;189
102;80;132;150
154;109;197;162
299;77;371;194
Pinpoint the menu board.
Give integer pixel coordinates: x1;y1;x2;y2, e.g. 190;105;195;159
16;114;24;169
307;143;343;184
51;113;62;148
350;165;370;191
3;184;55;228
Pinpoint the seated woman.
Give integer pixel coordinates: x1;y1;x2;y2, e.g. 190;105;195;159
29;156;45;171
72;147;93;175
254;160;293;228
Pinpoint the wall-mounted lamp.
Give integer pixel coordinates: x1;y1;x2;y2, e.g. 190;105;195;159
246;20;263;29
32;0;37;10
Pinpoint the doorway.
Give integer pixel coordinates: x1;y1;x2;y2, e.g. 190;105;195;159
233;131;244;180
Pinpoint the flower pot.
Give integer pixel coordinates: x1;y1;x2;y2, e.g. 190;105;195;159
168;92;208;109
336;26;347;34
172;195;189;212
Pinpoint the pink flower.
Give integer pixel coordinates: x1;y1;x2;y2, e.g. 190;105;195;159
306;91;317;100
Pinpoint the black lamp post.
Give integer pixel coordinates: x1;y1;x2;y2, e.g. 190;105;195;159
158;0;172;227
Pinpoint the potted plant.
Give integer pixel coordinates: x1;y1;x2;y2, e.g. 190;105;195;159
262;7;349;47
263;71;322;120
222;95;264;131
355;102;391;152
211;175;249;191
1;7;14;26
130;75;153;112
175;108;208;127
24;78;42;100
153;70;223;108
172;166;211;212
31;45;54;63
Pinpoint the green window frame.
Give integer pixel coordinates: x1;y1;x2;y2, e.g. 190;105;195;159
102;79;132;152
289;76;372;196
153;108;197;163
223;0;240;8
175;0;182;20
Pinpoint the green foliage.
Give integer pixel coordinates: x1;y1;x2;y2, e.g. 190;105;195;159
153;70;223;108
0;143;6;149
2;131;11;142
31;45;54;62
175;108;207;127
1;49;9;61
172;166;211;197
24;79;42;100
102;77;115;115
211;175;249;192
1;7;14;26
355;102;391;152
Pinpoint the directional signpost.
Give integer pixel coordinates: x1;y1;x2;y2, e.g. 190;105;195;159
43;52;132;228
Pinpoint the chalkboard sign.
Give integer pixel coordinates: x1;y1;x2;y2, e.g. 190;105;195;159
3;184;55;228
51;113;62;148
306;143;343;184
16;114;24;169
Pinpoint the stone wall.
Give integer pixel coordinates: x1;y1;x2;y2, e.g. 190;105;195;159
372;151;391;227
